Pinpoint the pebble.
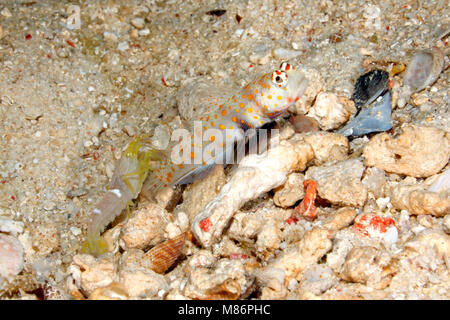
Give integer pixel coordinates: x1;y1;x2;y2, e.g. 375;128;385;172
117;41;129;51
183;259;251;299
83;140;93;147
89;282;129;300
138;28;150;36
103;31;118;42
234;28;244;37
0;7;12;18
299;264;338;296
323;207;357;231
56;47;69;58
130;18;145;29
296;132;349;166
268;228;333;281
389;183;449;217
0;234;24;279
70;227;82;236
119;203;169;250
0;25;4;40
307;92;351;130
306;158;367;207
273;172;305;208
363;125;449;178
70;254;118;295
340;247;394;289
0;216;24;236
119;250;169;298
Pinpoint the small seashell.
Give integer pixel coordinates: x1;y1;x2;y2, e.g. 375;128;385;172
351;69;389;107
338;91;392;137
403;47;445;93
144;233;186;274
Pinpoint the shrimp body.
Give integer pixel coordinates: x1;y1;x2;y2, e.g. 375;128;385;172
83;63;308;256
82;138;161;256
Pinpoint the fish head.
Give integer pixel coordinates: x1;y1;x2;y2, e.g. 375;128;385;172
253;62;308;118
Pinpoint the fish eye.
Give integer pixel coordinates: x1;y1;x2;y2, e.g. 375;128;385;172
271;70;288;86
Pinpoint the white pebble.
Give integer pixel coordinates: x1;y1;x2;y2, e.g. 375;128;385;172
234;29;244;37
130;18;145;29
0;217;24;236
117;41;129;51
103;31;118;42
383;226;399;244
138;28;150;36
83;140;93;147
70;227;82;236
0;7;12;18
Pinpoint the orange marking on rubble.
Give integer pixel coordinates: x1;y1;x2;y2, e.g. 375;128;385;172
288;179;318;223
200;218;212;232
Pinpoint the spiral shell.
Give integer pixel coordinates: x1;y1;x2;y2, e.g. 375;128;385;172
144;232;186;274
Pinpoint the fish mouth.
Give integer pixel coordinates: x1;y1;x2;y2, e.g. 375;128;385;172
291;79;309;105
278;79;310;112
